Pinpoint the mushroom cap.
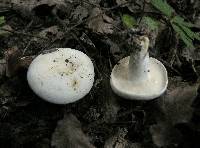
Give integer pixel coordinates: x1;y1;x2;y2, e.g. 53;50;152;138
110;56;168;100
27;48;94;104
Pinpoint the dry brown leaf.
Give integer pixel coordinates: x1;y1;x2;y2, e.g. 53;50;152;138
159;84;198;124
71;6;88;22
0;25;13;37
51;114;95;148
88;0;101;4
116;0;156;14
150;121;182;147
38;26;64;40
19;56;34;68
10;0;68;18
87;8;113;34
116;0;128;6
116;0;142;12
150;80;198;147
0;47;33;78
5;47;22;77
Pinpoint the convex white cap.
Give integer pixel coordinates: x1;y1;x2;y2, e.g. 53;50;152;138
110;36;168;100
27;48;94;104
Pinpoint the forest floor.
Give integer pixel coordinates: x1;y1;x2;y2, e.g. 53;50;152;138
0;0;200;148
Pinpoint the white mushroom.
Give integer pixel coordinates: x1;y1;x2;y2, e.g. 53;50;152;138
27;48;94;104
110;36;168;100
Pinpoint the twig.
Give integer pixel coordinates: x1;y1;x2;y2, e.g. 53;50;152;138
150;52;182;75
22;40;32;55
158;57;182;75
138;0;146;23
191;60;199;78
170;32;179;66
82;0;101;8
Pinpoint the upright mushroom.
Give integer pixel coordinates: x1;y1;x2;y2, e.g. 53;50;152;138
27;48;94;104
110;36;168;100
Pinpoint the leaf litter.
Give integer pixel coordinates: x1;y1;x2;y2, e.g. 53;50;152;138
149;77;199;147
0;0;200;148
87;7;114;34
51;113;95;148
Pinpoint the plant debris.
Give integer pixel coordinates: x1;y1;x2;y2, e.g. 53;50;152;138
87;7;114;34
51;113;95;148
0;0;200;147
150;78;198;147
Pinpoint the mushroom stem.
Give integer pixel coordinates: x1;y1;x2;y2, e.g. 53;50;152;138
110;35;168;100
128;36;150;83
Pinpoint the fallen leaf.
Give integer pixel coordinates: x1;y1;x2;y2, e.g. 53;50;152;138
87;7;113;34
150;121;182;147
51;113;95;148
150;79;198;147
159;84;198;125
5;47;22;77
116;0;128;6
102;38;122;62
116;0;143;13
71;5;88;22
0;25;13;37
19;56;34;68
0;47;33;77
10;0;69;18
88;0;101;4
38;26;64;40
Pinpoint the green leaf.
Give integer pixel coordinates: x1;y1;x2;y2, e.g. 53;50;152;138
173;21;200;42
151;0;174;18
171;15;200;42
0;16;5;26
194;32;200;41
122;14;137;28
150;0;199;49
171;16;194;28
142;16;160;31
179;25;196;40
172;23;194;49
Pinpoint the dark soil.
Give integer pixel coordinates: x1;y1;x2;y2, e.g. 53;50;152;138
0;0;200;148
